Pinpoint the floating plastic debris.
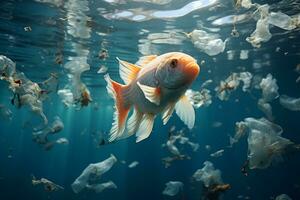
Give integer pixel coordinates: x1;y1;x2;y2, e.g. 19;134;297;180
216;73;241;100
212;121;222;128
192;161;222;187
32;116;65;150
237;118;295;170
98;49;109;60
240;50;249;60
259;74;279;102
230;121;248;146
240;0;254;9
0;104;12;121
246;4;271;48
58;57;92;108
86;181;117;193
269;12;297;31
128;161;139;168
71;154;117;193
162;128;198;168
0;55;16;80
0;56;52;125
205;145;211;151
56;137;69;144
200;79;213;89
248;125;294;170
275;194;292;200
58;89;74;107
279;95;300;111
162;181;183;196
32;175;64;192
185;89;212;108
40;73;59;94
187;29;227;56
164;135;182;157
215;73;240;101
227;50;235;60
239;72;253;92
257;98;273;120
257;74;279;119
24;26;32;32
97;65;108;74
210;149;225;158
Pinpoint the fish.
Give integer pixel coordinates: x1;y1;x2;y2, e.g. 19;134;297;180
104;52;200;143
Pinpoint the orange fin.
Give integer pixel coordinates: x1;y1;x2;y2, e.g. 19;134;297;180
104;74;130;142
117;57;141;84
136;55;157;66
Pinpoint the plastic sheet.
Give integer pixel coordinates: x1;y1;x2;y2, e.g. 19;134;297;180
186;89;212;108
188;30;227;56
71;154;117;193
86;181;117;193
128;161;139;168
0;55;16;80
279;95;300;111
275;194;292;200
259;74;279;102
240;117;293;169
215;73;240;101
162;181;183;196
0;104;12;121
269;12;297;30
32;116;65;150
192;161;222;187
210;149;224;158
246;5;271;48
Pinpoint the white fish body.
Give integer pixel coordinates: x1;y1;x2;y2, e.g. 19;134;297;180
105;52;200;142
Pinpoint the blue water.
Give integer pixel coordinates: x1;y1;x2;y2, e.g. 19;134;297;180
0;0;300;199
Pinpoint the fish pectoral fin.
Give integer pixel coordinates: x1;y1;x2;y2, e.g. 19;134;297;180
104;74;130;142
175;95;195;129
136;55;157;66
137;81;160;105
162;103;175;125
125;108;143;138
117;57;141;85
136;114;155;143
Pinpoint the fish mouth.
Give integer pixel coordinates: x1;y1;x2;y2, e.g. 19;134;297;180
184;61;200;81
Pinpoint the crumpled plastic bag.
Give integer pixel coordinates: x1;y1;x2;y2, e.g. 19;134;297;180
162;181;183;196
71;154;117;193
187;30;227;56
279;95;300;111
192;161;222;187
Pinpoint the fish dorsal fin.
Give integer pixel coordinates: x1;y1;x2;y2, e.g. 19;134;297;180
136;55;157;66
137;81;160;105
136;114;155;142
162;103;175;125
175;95;195;129
117;57;141;85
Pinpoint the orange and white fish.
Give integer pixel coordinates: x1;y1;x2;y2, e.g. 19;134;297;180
104;52;200;142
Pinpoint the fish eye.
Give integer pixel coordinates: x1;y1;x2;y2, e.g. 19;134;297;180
170;59;178;68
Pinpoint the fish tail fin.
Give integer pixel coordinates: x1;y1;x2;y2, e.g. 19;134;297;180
104;74;130;142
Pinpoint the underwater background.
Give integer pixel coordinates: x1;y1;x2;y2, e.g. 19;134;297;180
0;0;300;199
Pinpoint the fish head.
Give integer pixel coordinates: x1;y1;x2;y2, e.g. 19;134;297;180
155;52;200;89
